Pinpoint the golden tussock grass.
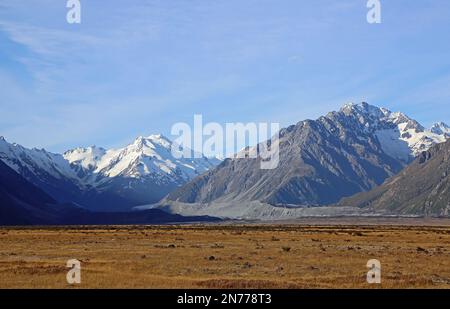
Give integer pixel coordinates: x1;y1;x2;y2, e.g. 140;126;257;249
0;222;449;289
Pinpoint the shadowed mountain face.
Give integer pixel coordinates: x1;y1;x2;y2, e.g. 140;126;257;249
63;135;220;209
1;102;448;220
339;139;450;216
0;160;220;225
0;135;219;212
165;103;448;207
0;159;68;225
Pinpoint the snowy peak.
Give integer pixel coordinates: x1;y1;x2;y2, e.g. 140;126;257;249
337;102;448;162
0;132;219;197
341;102;387;119
0;137;81;183
63;146;107;171
147;134;172;148
127;134;172;157
0;134;220;210
64;133;219;185
431;122;450;135
339;102;423;131
389;113;424;131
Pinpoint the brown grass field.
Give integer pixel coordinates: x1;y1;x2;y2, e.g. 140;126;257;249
0;218;449;289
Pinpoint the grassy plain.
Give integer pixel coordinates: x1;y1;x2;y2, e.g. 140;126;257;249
0;219;449;288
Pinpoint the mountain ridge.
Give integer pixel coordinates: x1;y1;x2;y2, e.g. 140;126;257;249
1;102;448;218
161;102;449;218
338;139;450;216
0;158;221;225
0;134;220;211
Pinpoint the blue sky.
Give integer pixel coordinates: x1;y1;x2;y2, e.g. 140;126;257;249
0;0;450;152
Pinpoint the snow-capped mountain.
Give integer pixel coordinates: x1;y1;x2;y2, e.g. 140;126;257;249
64;145;107;172
0;136;93;207
0;158;219;225
340;102;448;162
63;134;220;207
430;122;450;136
0;134;220;211
161;102;449;219
0;136;132;211
1;102;447;216
64;134;219;184
0;136;81;183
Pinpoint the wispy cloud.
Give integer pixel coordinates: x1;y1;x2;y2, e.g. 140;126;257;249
0;20;101;57
0;0;449;152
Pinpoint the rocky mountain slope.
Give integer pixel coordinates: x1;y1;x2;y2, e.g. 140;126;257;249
63;134;219;209
0;135;219;211
163;103;449;215
2;102;448;219
339;139;450;216
0;136;94;206
0;159;220;225
0;159;79;225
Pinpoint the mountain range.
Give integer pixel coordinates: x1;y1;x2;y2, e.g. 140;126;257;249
161;103;448;216
0;158;219;225
1;102;449;223
0;134;219;212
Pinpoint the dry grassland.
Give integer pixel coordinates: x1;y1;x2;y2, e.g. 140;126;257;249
0;221;449;288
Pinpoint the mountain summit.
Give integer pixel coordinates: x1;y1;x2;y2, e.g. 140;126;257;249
63;134;219;209
161;102;449;218
431;122;450;136
338;102;446;162
0;134;219;211
64;134;216;182
1;102;447;217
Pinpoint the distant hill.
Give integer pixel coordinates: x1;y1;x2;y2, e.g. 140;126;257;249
339;139;450;216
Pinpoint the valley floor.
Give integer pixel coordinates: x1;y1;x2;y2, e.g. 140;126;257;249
0;220;449;288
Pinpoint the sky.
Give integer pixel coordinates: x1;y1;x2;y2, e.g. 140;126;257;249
0;0;450;153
